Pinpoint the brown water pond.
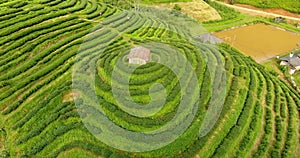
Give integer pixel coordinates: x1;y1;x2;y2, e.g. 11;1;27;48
214;23;300;62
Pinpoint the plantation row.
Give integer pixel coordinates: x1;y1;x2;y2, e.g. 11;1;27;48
0;0;118;114
0;0;299;158
0;1;120;157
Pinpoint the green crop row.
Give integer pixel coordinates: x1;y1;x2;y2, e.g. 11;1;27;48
8;1;27;8
12;82;72;129
269;115;284;157
49;140;108;158
0;10;70;37
281;92;298;157
16;101;74;145
0;22;90;80
47;0;64;7
0;5;45;22
1;1;300;157
1;34;87;114
0;16;80;62
213;65;252;157
85;0;98;14
0;8;51;31
21;122;83;156
0;27;89;81
87;3;107;19
252;107;273;157
1;58;74;115
117;14;141;32
58;0;77;9
0;8;22;17
40;0;53;4
67;0;88;13
235;101;262;157
101;6;117;18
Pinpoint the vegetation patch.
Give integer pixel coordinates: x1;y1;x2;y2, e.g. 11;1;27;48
231;0;300;14
154;0;221;22
0;0;299;158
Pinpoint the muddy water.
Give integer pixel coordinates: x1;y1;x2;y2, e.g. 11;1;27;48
214;23;300;62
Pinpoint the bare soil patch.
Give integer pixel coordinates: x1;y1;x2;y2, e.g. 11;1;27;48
154;0;221;22
62;91;80;102
235;4;300;19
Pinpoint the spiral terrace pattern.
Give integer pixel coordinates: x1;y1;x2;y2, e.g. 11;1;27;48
0;0;299;158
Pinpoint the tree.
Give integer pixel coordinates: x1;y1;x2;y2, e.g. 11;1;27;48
173;4;182;11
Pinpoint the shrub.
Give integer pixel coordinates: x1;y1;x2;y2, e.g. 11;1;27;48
173;4;181;11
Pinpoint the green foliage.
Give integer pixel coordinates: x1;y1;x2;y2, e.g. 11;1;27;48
0;0;299;158
234;0;300;13
173;4;181;11
0;151;10;158
204;0;241;23
141;0;192;4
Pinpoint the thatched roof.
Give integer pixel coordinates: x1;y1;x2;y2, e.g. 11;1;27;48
196;33;224;44
128;46;151;61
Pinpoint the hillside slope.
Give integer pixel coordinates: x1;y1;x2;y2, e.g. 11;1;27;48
0;0;299;158
153;0;222;22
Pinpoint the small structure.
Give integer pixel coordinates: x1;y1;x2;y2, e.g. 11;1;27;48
274;17;285;23
128;46;151;65
196;33;224;44
279;52;300;74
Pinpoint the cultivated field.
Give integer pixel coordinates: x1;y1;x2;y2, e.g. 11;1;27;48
141;0;192;3
0;0;299;158
154;0;221;22
214;23;300;62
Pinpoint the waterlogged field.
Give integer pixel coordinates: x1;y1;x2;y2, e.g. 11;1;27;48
0;0;300;158
214;23;300;62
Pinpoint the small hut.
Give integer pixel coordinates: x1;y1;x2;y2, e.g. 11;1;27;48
128;46;151;65
274;17;284;23
279;52;300;74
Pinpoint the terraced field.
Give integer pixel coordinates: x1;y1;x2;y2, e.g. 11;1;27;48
0;0;299;158
154;0;222;22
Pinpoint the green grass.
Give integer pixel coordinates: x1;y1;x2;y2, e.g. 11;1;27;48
0;0;299;158
233;0;300;13
295;73;300;87
141;0;192;4
203;0;300;33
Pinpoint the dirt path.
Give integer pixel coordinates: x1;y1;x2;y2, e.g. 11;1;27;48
214;1;300;22
235;4;300;19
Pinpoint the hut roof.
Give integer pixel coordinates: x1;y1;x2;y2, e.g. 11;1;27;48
280;52;300;68
128;46;151;61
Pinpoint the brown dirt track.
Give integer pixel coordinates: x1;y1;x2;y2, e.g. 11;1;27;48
215;1;300;22
235;4;300;19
